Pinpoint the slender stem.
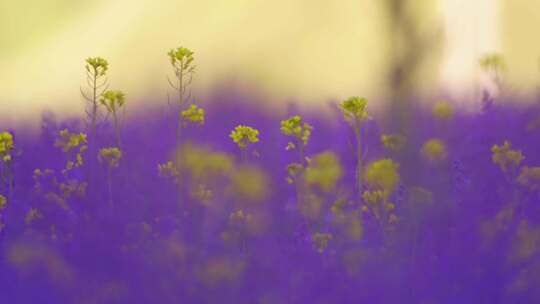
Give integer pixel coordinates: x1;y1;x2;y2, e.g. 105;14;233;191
91;72;98;142
113;111;121;147
107;166;113;207
354;124;363;201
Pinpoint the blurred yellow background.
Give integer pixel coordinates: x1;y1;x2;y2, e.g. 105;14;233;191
0;0;538;123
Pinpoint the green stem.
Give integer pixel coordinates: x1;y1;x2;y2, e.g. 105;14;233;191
107;166;113;207
354;125;363;202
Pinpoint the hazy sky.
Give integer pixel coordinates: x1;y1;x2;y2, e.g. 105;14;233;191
0;0;538;122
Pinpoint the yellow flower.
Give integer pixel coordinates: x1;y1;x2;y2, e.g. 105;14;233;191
312;232;333;253
177;143;234;182
230;165;269;202
98;147;123;168
340;96;369;125
280;115;313;146
230;125;260;149
491;141;524;172
304;152;343;193
0;131;14;162
421;138;447;163
100;90;126;113
55;129;87;153
181;104;205;125
365;159;400;194
85;57;109;76
517;166;540;191
381;134;406;152
0;194;6;210
432;100;454;120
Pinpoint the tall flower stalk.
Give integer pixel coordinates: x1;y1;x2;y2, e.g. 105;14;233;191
81;57;109;142
167;47;197;146
340;97;369;201
281;115;313;205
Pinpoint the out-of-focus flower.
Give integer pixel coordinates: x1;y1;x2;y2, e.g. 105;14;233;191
198;256;245;287
192;184;213;205
492;141;524;173
381;134;407;153
421;138;447;163
229;209;253;227
305;152;343;193
25;208;43;225
158;161;179;181
280;115;313;146
98;147;123;168
181;104;205;125
479;53;506;73
510;220;540;263
177;144;234;182
365;159;400;195
432;100;454;120
299;193;323;220
85;57;108;76
286;163;303;184
312;232;333;253
518;166;540;191
340;96;369;126
230;165;269;202
0;194;6;210
230;125;260;149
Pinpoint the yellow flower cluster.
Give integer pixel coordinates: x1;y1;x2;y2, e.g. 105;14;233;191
381;134;406;153
230;125;260;149
55;129;87;174
177;144;234;182
167;47;195;71
479;53;506;72
85;57;108;76
98;147;123;168
312;232;333;253
0;194;6;210
365;159;400;195
100;90;126;113
361;190;396;220
421;138;447;163
55;129;87;154
432;100;454;120
229;210;253;227
157;161;180;182
181;104;205;125
340;96;369;125
230;165;269;202
280;115;313;147
192;184;213;205
0;131;14;162
517;166;540;191
304;152;343;193
491;141;524;172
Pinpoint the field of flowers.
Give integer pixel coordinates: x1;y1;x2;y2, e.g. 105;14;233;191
0;49;539;303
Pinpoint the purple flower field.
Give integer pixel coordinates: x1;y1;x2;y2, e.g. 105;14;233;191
1;54;540;304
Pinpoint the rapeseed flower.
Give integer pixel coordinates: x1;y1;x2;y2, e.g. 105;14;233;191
230;125;260;149
421;138;447;163
492;141;524;173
